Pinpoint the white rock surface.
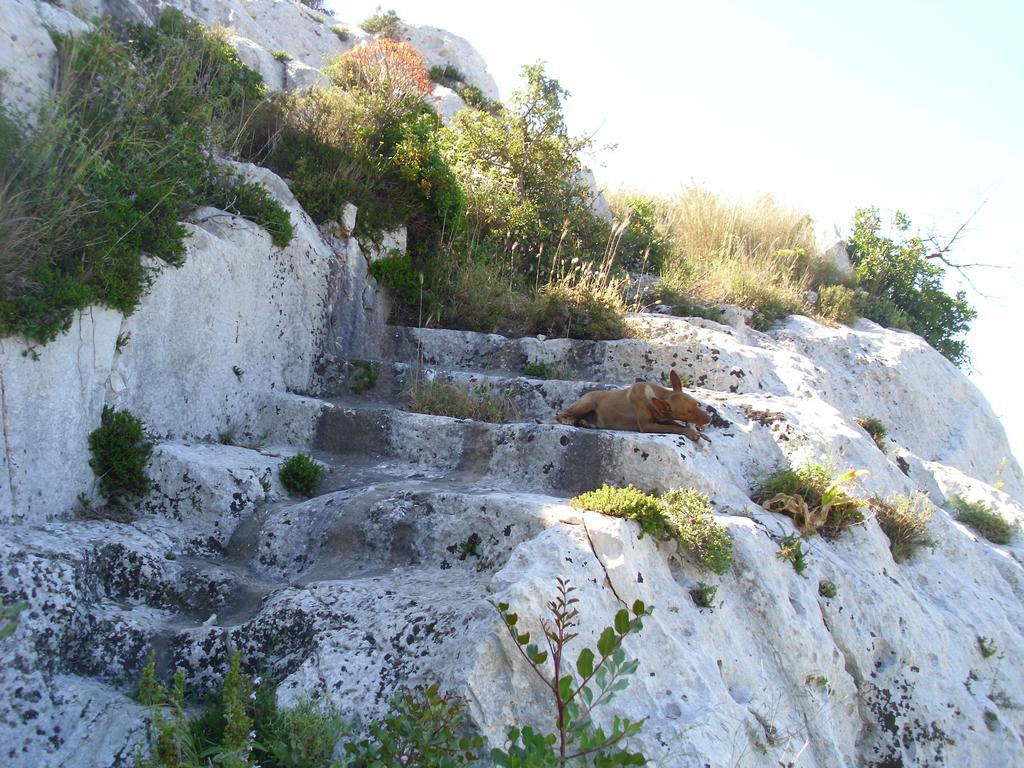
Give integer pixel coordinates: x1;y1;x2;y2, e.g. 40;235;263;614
429;83;469;123
400;23;500;103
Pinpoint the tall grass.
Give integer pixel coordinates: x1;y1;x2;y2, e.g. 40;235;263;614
613;188;843;329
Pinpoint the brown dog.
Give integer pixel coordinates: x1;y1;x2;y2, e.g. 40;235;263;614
556;370;712;443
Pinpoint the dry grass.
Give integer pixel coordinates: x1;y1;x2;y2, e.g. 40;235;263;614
870;494;936;562
405;377;514;423
621;187;845;329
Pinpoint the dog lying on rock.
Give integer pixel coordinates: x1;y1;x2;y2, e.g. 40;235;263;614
556;370;712;444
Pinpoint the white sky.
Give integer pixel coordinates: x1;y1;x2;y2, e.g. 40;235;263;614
330;0;1024;465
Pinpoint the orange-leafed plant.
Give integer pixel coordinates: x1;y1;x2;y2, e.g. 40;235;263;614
327;39;431;99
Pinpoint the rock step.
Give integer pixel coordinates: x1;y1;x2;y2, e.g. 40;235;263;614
313;403;774;507
374;323;778;395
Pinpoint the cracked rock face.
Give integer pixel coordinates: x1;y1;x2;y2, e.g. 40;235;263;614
1;3;1024;768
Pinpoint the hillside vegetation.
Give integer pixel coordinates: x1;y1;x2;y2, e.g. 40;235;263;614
0;9;975;363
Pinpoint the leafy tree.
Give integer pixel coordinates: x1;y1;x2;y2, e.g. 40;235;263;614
848;207;976;366
440;62;598;275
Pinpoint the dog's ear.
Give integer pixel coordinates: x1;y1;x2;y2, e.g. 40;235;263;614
670;370;682;392
651;397;673;419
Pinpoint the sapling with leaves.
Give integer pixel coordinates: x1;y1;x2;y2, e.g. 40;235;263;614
491;578;650;766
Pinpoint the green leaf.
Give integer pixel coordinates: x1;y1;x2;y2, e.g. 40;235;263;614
558;675;574;702
576;647;595;678
597;627;617;657
614;608;630;635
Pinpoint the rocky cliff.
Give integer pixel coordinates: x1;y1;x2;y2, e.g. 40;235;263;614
1;2;1023;767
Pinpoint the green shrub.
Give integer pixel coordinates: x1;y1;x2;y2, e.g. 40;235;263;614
88;406;153;502
344;684;482;766
754;460;865;538
279;453;325;497
818;284;858;326
209;174;294;247
330;24;350;41
359;7;402;37
368;253;436;322
848;207;976;366
869;494;936;562
948;495;1015;544
272;50;292;62
136;651;347;768
428;63;464;88
571;484;734;574
0;12;292;345
527;274;630;341
607;192;668;273
855;416;888;452
818;580;838;598
349;359;379;395
491;580;648;765
406;378;513;423
690;581;718;609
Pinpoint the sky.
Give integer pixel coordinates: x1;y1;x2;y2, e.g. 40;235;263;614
331;0;1024;464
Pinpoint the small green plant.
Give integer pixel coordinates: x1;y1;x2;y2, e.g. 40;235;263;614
690;581;718;609
232;365;244;380
984;709;999;732
349;359;380;395
527;274;631;341
272;49;292;62
818;580;838;599
429;63;464;88
777;534;808;575
279;453;325;497
343;684;482;766
88;406;153;502
491;578;649;766
406;378;513;423
978;635;998;659
211;175;294;247
523;359;569;380
115;331;131;353
754;460;865;538
805;675;832;694
994;457;1008;491
0;599;28;641
570;484;734;575
855;416;888;452
870;494;936;562
330;24;350;41
948;495;1015;544
359;7;402;36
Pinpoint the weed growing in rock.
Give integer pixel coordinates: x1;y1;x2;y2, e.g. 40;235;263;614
272;50;292;62
869;494;936;562
523;359;569;380
691;581;718;610
777;535;808;575
754;460;865;538
0;11;293;344
136;651;348;768
406;378;514;423
210;175;294;247
331;24;351;41
279;453;325;497
984;710;1000;732
359;7;402;37
570;484;734;575
948;495;1016;544
344;684;482;766
818;580;838;599
88;406;153;502
527;272;632;341
0;599;27;641
855;416;888;452
977;636;999;659
491;578;649;766
349;359;380;395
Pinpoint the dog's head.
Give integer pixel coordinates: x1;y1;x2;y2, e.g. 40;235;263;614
651;371;712;431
